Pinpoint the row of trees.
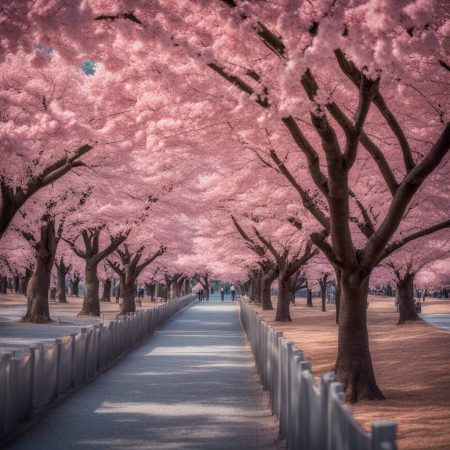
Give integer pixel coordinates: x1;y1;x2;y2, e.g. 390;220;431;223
0;0;449;402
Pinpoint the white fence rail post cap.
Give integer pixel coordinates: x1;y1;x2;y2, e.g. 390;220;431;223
372;420;397;450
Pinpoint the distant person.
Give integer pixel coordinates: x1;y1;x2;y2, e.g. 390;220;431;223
415;301;422;314
198;289;202;302
220;287;225;301
422;291;426;302
230;285;236;301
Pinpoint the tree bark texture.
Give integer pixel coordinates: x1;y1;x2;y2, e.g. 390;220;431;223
101;278;112;302
251;270;262;304
335;278;341;324
14;276;20;293
306;288;313;307
397;273;418;324
22;219;56;323
335;272;384;401
0;275;7;294
20;268;32;296
121;281;136;314
319;273;329;312
80;262;100;316
260;270;276;310
275;273;292;321
70;275;80;297
55;258;71;303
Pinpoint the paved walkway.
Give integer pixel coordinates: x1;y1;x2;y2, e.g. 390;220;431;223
7;300;280;449
422;314;450;331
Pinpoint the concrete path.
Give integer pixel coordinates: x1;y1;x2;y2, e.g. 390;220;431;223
7;300;280;450
422;314;450;331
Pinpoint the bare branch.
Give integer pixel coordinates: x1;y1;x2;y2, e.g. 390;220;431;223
269;149;330;230
378;219;450;263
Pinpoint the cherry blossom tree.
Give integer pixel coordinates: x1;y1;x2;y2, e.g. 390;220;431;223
0;51;98;240
380;231;450;323
1;0;449;402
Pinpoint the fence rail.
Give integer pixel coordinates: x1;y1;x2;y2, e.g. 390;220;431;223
0;295;196;445
239;301;397;450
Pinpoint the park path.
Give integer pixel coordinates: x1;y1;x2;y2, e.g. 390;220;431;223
422;314;450;331
7;298;280;450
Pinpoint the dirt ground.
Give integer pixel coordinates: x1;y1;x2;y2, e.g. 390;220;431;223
249;295;450;450
0;292;165;323
0;293;167;352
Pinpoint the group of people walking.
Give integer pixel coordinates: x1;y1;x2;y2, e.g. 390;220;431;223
197;288;207;301
197;285;237;302
221;285;236;301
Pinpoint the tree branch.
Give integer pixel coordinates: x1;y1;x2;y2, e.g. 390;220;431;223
364;122;450;265
231;215;266;257
334;49;415;172
269;149;330;230
378;219;450;263
349;190;375;238
253;227;280;262
281;115;329;197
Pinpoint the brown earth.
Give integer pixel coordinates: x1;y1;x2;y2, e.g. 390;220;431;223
0;292;166;323
249;295;450;450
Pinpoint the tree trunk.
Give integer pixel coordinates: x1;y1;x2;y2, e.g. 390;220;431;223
121;281;136;314
396;273;418;324
145;282;152;298
56;262;68;303
177;278;184;298
253;270;262;304
166;280;173;300
161;284;168;301
275;274;292;321
261;272;274;310
1;275;7;294
14;276;20;293
306;288;313;307
115;279;121;302
71;277;80;297
249;274;256;301
319;274;329;312
80;261;100;316
335;272;384;402
24;269;52;323
334;280;341;325
20;268;32;296
101;278;111;302
22;220;56;323
321;283;326;311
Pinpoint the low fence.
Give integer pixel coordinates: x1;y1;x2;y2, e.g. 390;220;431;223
0;295;196;445
240;301;397;450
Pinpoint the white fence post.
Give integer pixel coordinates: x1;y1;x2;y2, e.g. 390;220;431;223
237;305;397;450
54;338;62;399
372;421;397;450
